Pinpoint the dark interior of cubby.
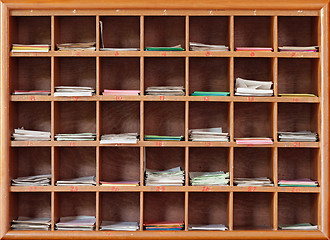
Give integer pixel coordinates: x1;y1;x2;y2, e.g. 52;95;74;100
234;17;272;48
54;102;96;134
277;103;319;133
234;103;273;138
233;192;273;230
189;193;229;226
55;57;96;89
145;147;185;172
9;57;51;92
100;147;140;182
234;148;273;180
99;16;140;49
278;16;319;47
278;193;318;226
278;148;318;181
234;58;273;82
100;57;140;92
100;193;140;222
55;16;96;45
10;16;51;45
189;57;229;94
144;102;185;136
144;58;185;90
278;58;319;95
144;16;185;48
189;16;229;47
143;193;184;223
100;101;140;135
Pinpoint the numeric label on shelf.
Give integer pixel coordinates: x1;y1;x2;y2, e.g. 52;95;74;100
293;142;301;147
291;187;300;192
30;96;36;101
111;187;120;191
155;141;164;146
293;98;299;102
115;96;123;101
248;186;256;192
156;186;165;191
250;52;255;57
248;97;254;102
202;186;210;192
162;52;166;56
70;186;78;192
291;52;296;57
204;97;209;101
159;96;165;101
115;51;119;56
29;186;37;191
204;142;211;146
206;51;211;56
69;141;77;147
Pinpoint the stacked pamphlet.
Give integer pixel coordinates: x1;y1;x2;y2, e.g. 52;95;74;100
100;221;139;231
145;86;185;96
12;44;50;52
12;128;51;141
189;127;229;142
235;77;273;96
144;221;184;230
235;138;273;145
56;216;96;231
102;90;140;96
100;181;140;186
144;135;184;141
189;42;229;51
145;45;184;51
100;133;139;144
188;224;228;231
234;177;274;186
278;178;318;187
12;90;51;95
56;176;96;186
235;47;273;52
278;46;318;52
55;133;96;141
278;131;318;142
54;86;95;97
145;167;185;186
56;42;96;51
12;174;51;186
278;223;317;230
190;171;229;186
191;91;230;96
11;217;51;230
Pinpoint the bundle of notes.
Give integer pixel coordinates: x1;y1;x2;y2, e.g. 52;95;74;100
191;91;230;96
234;177;274;186
56;176;96;186
12;128;51;141
11;44;50;52
278;46;318;52
190;171;229;186
100;133;139;144
145;86;185;96
235;138;273;145
235;77;273;96
145;167;185;186
235;47;273;52
278;131;318;142
188;224;228;231
100;181;140;186
144;221;184;231
55;133;96;141
278;223;317;230
278;178;318;187
56;216;96;231
102;89;140;96
189;127;229;142
100;221;139;231
144;135;184;141
189;42;229;51
56;42;96;51
145;45;184;51
12;174;51;186
12;90;51;95
54;86;95;97
11;217;51;231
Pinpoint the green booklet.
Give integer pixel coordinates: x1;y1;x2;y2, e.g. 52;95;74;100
144;135;184;141
191;91;230;96
145;45;184;51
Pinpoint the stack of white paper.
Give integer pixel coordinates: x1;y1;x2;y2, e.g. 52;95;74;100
279;223;317;230
234;177;274;186
190;42;229;51
100;221;139;231
55;133;96;141
11;217;51;231
145;86;185;96
189;127;229;142
54;86;95;97
235;77;273;96
278;131;318;142
56;176;96;186
12;128;51;141
145;167;185;186
100;133;138;144
56;216;96;231
56;42;96;51
278;46;318;52
12;174;51;186
188;224;228;231
190;171;229;186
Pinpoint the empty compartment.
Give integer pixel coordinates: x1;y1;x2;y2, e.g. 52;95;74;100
234;103;273;138
234;17;272;48
100;57;140;93
234;192;273;230
145;147;185;172
144;17;185;48
144;102;185;137
234;58;273;82
99;16;140;49
278;58;319;96
189;58;230;94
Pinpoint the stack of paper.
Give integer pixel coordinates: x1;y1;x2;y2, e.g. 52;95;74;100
278;93;316;97
235;77;273;96
144;221;184;231
234;177;274;186
191;91;230;96
100;221;139;231
54;86;95;97
145;86;185;96
102;90;140;96
12;44;50;52
12;128;51;141
279;223;317;230
56;216;96;231
278;46;318;52
11;217;51;230
189;127;229;142
55;133;96;141
56;176;96;186
145;45;184;51
56;42;96;51
190;171;229;186
100;133;139;144
235;47;273;52
278;179;318;187
278;131;318;142
189;42;229;51
100;181;139;186
144;135;184;141
145;167;185;186
12;174;51;186
236;138;273;145
12;90;51;95
188;224;228;231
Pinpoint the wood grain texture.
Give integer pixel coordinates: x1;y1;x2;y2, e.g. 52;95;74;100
189;147;229;172
57;192;96;217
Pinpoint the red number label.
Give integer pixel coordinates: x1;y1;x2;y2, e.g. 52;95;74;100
202;186;210;192
29;186;37;191
247;144;254;147
74;96;79;101
111;187;120;191
156;186;165;191
291;52;296;57
204;142;211;146
159;96;165;101
293;142;301;147
76;52;81;56
206;51;211;56
248;186;256;192
156;141;164;147
204;96;209;101
250;52;255;57
162;52;166;56
248;96;254;102
30;96;36;101
70;141;77;147
115;51;119;56
115;96;123;101
115;143;123;146
291;187;300;192
70;186;78;192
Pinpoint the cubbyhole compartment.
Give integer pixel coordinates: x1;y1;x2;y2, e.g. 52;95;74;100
55;16;96;46
188;193;229;227
144;102;185;137
234;58;273;82
9;57;51;93
100;57;140;93
100;147;140;183
10;16;51;45
189;17;229;48
144;17;185;49
278;193;318;229
99;16;140;49
234;192;273;230
278;17;319;47
278;58;319;96
278;148;319;182
234;17;272;48
189;58;230;94
54;102;96;135
234;103;273;138
54;57;96;90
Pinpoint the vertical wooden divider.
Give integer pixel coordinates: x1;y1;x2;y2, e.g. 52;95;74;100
229;16;234;52
228;191;234;230
96;191;100;231
273;58;278;97
140;16;144;55
273;192;278;230
185;191;189;231
140;191;144;231
228;147;234;230
184;147;189;230
51;16;55;52
51;191;58;231
185;16;189;52
272;16;278;53
96;16;100;51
